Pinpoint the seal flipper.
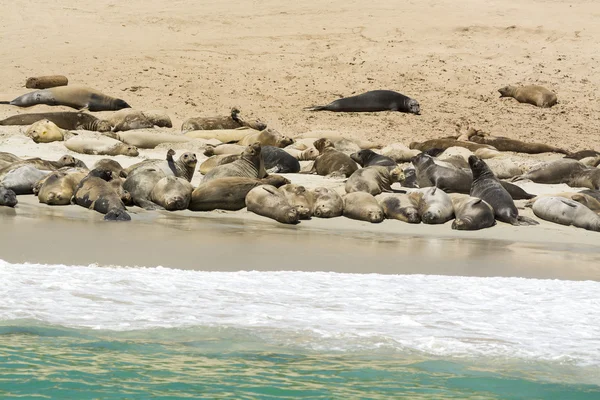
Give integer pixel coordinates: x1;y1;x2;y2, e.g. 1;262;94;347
304;105;328;111
104;208;131;221
0;101;9;105
513;215;539;226
136;198;165;211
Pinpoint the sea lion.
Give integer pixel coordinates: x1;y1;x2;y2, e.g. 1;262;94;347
376;193;420;223
203;143;266;182
25;119;68;143
350;149;396;167
262;146;300;173
126;150;197;182
238;128;294;148
181;107;266;132
246;185;300;224
279;184;314;219
311;187;344;218
74;168;131;220
469;133;568;154
412;153;472;193
37;169;88;205
343;192;385;223
345;166;405;195
25;75;68;89
203;144;246;156
532;197;600;231
309;139;358;178
498;85;557;108
1;85;131;111
512;159;588;185
65;134;139;157
185;127;256;143
150;176;194;211
410;139;496;153
469;156;538;226
0;112;111;132
123;168;167;210
115;131;193;149
449;193;496;231
0;185;17;207
408;187;454;224
199;154;241;175
306;90;420;114
94;159;127;178
565;150;600;160
188;175;290;211
283;147;320;161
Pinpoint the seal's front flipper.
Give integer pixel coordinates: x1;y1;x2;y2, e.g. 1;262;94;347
515;216;539;226
79;106;90;113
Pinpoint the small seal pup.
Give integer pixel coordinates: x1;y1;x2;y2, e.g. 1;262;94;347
262;146;301;173
1;85;131;111
306;90;420;114
246;185;300;224
26;119;68;143
376;193;420;224
408;187;454;224
0;112;112;132
0;185;18;207
115;131;193;149
498;85;557;108
350;149;396;167
150;176;194;211
65;134;139;157
203;143;266;182
469;156;538;226
345;166;405;195
412;153;472;193
343;192;385;223
311;187;344;218
189;175;290;211
449;193;496;231
468;132;568;154
73;168;131;220
531;197;600;231
181;107;266;132
309;138;358;178
279;184;314;219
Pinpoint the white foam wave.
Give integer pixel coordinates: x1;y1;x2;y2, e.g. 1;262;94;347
1;259;599;365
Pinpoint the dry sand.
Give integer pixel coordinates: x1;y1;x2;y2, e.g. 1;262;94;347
1;0;600;277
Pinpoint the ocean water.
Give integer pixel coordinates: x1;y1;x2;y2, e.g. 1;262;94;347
1;260;599;399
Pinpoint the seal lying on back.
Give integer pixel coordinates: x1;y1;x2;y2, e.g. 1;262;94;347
350;149;396;167
532;197;600;231
306;90;420;115
468;132;568;154
345;166;405;195
1;85;131;111
343;192;385;223
498;85;557;108
203;143;266;182
246;185;300;224
0;185;17;207
449;193;496;231
0;112;111;132
73;169;131;221
469;156;537;226
311;187;344;218
408;187;454;224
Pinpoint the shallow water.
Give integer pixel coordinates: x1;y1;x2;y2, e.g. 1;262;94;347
1;260;599;398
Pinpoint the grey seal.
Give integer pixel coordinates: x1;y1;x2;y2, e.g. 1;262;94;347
306;90;420;114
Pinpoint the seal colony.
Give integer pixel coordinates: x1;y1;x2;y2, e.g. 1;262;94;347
1;76;600;234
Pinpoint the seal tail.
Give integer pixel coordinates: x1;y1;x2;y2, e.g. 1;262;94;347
304;105;328;111
0;101;10;105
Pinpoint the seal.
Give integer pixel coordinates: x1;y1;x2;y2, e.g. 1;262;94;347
0;155;84;180
579;189;600;203
262;146;300;173
0;112;112;132
238;128;294;148
309;138;358;178
245;185;300;224
565;150;600;160
343;192;385;223
498;85;557;108
94;159;127;178
181;107;266;132
37;169;88;205
115;131;193;149
123;169;167;210
468;132;568;154
188;175;290;211
350;149;396;167
568;168;600;190
412;153;472;193
150;176;194;211
410;139;496;153
283;147;319;161
293;132;381;150
500;181;536;200
25;119;68;143
376;193;420;223
525;192;600;213
279;184;314;219
199;154;241;175
408;187;454;224
512;159;588;184
311;187;344;218
436;155;469;170
202;143;266;182
0;166;51;195
65;134;139;157
469;156;538;225
448;193;496;231
1;85;131;111
25;75;68;89
185;127;256;143
0;152;22;164
532;197;600;231
0;185;17;207
108;110;154;132
203;144;246;156
142;110;172;128
480;158;524;179
73;168;131;220
306;90;420;114
402;168;418;188
126;150;197;182
345;166;405;195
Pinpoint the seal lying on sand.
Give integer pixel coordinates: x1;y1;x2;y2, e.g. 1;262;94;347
1;85;131;111
115;131;193;149
379;143;421;162
65;134;139;157
468;132;568;154
376;193;420;224
126;150;197;182
308;138;358;178
350;149;396;167
95;159;127;178
1;165;51;195
498;85;557;108
343;192;385;223
311;187;344;218
410;139;495;153
238;128;294;148
246;185;300;224
279;184;313;219
306;90;420;114
0;112;111;132
123;169;167;210
25;119;68;143
181;107;266;132
0;185;18;207
37;169;88;205
151;176;194;211
469;156;538;226
412;153;472;193
531;197;600;231
512;159;587;185
449;193;496;231
203;143;266;182
345;166;405;195
108;109;172;132
73;169;131;220
408;187;454;224
262;146;301;173
199;154;241;175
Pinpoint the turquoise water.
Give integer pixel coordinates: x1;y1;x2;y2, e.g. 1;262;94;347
1;260;600;399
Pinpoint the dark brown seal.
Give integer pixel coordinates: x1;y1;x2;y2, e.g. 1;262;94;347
25;75;68;89
469;132;568;154
73;169;131;220
306;90;420;114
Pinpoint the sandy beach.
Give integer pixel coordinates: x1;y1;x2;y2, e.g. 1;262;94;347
1;0;600;279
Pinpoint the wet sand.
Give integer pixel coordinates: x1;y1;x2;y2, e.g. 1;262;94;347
2;195;600;281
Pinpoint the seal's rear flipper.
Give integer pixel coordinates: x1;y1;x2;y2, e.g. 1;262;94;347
515;216;539;226
304;105;327;111
0;101;10;104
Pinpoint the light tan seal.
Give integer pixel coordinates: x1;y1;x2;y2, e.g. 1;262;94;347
150;176;194;211
532;197;600;231
408;187;454;224
185;127;256;143
37;169;88;205
246;185;300;224
238;128;294;148
115;131;193;149
379;143;421;163
181;107;266;132
278;184;314;219
203;144;246;156
25;119;68;143
65;134;139;157
448;193;496;231
498;85;557;108
345;166;405;195
199;154;241;175
202;143;266;182
376;193;420;223
343;192;384;223
311;187;344;218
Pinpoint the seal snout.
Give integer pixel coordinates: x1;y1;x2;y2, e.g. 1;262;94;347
368;210;384;223
165;196;185;211
104;208;131;221
1;189;18;207
422;210;440;224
